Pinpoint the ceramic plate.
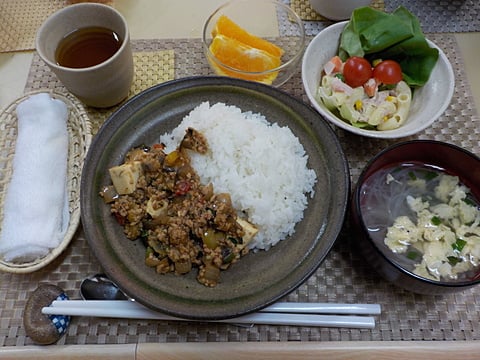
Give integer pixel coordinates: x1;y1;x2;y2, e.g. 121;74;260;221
81;76;350;320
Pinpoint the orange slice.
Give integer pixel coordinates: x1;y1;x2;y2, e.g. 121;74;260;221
208;15;284;84
208;34;281;84
212;15;284;58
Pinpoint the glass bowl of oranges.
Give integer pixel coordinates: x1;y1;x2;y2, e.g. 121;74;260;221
202;0;306;87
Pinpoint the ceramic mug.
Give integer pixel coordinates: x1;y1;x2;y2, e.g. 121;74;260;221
308;0;371;21
36;3;134;108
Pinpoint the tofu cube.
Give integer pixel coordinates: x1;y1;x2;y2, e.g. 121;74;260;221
108;161;143;195
236;218;258;248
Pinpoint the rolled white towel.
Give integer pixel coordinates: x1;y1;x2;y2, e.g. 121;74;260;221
0;93;69;263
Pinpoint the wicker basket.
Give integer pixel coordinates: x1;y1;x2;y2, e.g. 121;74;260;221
0;90;92;273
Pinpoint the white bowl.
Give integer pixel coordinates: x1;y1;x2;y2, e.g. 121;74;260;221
301;22;455;139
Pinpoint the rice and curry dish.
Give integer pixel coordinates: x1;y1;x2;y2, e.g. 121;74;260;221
100;102;317;287
101;127;257;287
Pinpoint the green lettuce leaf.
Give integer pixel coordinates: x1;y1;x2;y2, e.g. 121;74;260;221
338;6;439;87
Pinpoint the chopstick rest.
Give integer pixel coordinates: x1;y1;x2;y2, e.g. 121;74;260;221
24;284;71;345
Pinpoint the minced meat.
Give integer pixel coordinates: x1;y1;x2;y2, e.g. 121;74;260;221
102;128;253;287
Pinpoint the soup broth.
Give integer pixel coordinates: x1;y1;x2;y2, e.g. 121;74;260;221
360;163;480;282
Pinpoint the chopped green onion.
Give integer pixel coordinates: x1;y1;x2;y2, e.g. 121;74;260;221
452;238;467;252
407;251;419;260
462;197;476;206
431;216;442;226
334;73;345;82
146;246;154;256
447;256;462;266
408;171;417;180
424;171;439;181
222;249;236;264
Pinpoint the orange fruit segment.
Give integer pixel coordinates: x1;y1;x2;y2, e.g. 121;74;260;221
208;15;284;84
213;15;284;58
210;34;281;72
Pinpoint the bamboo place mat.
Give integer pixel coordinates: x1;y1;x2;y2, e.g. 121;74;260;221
1;34;480;347
0;0;113;53
290;0;480;35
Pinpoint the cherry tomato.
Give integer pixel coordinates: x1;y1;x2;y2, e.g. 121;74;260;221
373;60;403;84
343;56;373;88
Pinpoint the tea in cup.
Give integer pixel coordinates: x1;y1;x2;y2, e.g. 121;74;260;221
36;3;134;108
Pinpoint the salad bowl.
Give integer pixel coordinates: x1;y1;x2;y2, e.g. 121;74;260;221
302;21;454;139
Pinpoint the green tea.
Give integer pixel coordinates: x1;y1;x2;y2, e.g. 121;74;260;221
55;26;122;68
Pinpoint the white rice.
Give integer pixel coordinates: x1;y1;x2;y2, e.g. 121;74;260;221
159;102;317;250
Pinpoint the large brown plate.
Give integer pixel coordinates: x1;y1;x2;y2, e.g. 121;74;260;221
81;76;350;320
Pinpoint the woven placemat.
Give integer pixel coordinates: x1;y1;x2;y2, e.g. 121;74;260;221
288;0;480;35
87;49;175;135
0;0;113;53
25;49;175;135
290;0;384;21
385;0;480;33
1;35;480;346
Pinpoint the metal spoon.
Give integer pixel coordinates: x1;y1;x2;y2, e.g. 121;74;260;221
77;274;377;329
79;273;254;327
80;273;130;301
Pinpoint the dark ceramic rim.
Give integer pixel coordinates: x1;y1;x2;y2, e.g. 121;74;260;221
81;76;350;320
353;139;480;288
